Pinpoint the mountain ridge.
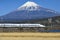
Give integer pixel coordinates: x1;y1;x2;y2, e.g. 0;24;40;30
0;1;60;22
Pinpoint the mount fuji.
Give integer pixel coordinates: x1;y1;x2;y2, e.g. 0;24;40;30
0;1;60;23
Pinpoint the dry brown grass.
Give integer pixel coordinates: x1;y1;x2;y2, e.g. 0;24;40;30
0;37;60;40
0;32;60;40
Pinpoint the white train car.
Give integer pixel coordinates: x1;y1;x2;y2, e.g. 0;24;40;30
0;23;45;27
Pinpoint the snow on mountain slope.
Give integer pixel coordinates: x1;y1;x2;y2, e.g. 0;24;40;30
17;1;40;11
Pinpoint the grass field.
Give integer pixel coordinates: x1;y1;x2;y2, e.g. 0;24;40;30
0;32;60;40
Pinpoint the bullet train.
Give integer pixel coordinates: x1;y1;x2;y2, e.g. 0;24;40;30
0;23;45;27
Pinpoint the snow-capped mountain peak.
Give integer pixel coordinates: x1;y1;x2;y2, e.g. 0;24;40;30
20;1;39;7
17;1;40;11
